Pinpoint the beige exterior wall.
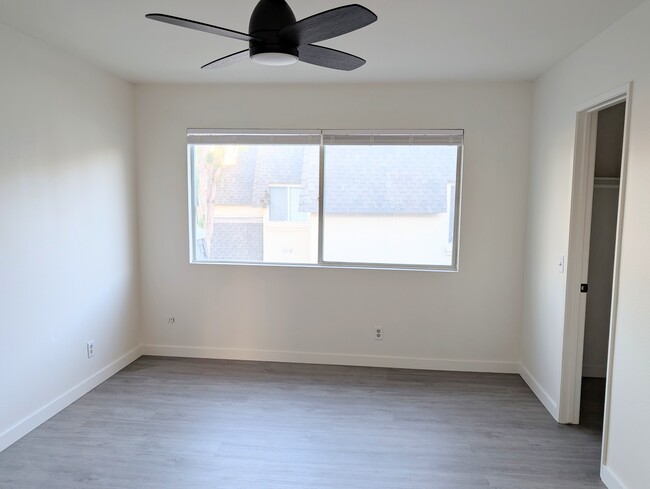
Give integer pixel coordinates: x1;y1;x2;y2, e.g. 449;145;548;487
213;205;262;219
263;210;316;264
323;214;451;266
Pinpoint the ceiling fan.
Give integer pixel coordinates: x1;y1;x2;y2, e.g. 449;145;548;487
146;0;377;71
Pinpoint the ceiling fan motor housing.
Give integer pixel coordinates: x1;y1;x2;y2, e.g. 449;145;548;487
248;0;298;58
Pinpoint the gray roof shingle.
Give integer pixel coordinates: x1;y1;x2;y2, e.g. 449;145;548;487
211;145;456;215
324;146;455;214
213;148;258;206
210;221;263;261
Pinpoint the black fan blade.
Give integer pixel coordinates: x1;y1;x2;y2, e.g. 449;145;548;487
298;44;365;71
279;5;377;46
202;49;250;69
146;14;258;42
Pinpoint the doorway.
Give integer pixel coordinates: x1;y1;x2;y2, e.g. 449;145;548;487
559;84;631;459
579;101;625;430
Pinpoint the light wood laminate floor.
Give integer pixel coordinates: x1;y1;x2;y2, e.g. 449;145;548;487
0;356;606;488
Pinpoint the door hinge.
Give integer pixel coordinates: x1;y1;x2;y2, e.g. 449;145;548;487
580;283;589;293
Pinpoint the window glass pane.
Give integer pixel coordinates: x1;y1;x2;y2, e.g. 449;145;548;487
289;187;309;222
269;187;288;221
191;144;319;264
322;145;459;267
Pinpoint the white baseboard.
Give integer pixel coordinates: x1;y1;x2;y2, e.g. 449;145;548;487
601;465;629;489
519;363;560;421
0;345;142;453
582;363;607;378
142;344;519;374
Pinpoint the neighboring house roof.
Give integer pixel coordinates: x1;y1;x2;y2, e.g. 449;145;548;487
212;145;456;215
213;148;258;206
250;146;317;209
210;220;263;262
324;146;455;214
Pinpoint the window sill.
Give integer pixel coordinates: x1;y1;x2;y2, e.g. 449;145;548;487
189;260;458;273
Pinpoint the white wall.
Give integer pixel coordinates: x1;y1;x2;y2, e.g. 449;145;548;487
521;1;650;487
136;81;532;372
0;24;141;450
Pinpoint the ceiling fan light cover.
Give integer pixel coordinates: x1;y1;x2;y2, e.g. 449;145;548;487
251;52;299;66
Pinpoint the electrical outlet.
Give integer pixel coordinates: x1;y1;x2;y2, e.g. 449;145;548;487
167;317;175;325
86;341;95;358
374;327;384;341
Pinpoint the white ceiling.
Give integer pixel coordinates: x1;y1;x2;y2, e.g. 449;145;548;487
0;0;644;83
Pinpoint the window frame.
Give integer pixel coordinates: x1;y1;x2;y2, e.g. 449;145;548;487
447;182;457;244
187;129;463;272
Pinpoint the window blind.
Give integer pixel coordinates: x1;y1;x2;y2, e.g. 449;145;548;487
322;130;463;146
187;129;463;146
187;129;321;145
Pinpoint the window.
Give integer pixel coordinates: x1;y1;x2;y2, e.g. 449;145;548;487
269;186;309;222
188;129;463;270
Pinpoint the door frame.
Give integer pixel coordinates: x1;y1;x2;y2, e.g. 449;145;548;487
558;83;632;437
